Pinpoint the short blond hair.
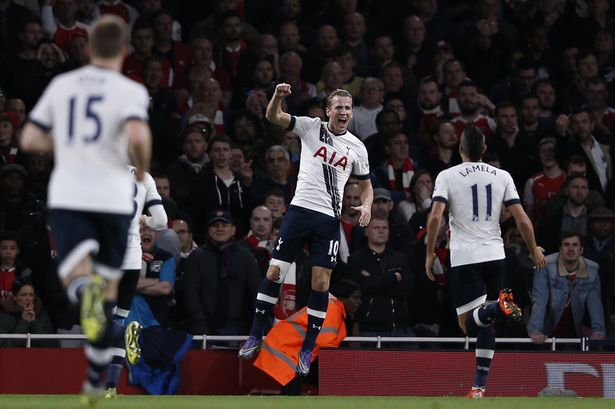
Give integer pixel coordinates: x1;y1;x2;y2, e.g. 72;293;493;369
90;15;128;59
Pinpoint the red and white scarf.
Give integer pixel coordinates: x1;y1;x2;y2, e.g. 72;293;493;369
387;158;414;192
245;231;272;254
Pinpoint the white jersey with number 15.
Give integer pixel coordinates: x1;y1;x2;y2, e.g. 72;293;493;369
28;65;150;215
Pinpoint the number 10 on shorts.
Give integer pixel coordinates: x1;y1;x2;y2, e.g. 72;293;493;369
328;240;339;256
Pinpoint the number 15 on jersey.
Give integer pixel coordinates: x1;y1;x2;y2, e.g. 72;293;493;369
67;95;104;143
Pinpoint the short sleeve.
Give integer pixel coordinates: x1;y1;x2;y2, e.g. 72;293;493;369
290;116;321;139
27;79;56;131
120;84;149;123
351;143;370;179
432;171;450;204
503;172;521;206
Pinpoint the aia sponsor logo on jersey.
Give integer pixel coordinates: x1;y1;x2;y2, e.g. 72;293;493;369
313;146;348;170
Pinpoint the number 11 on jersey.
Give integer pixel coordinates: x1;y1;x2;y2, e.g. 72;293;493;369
471;183;492;221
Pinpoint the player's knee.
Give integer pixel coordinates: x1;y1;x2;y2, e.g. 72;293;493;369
61;257;94;288
268;260;292;283
311;268;331;291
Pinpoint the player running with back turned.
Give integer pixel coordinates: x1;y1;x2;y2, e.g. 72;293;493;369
425;124;546;398
21;15;151;406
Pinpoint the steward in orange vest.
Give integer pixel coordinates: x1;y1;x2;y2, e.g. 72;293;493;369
254;279;361;387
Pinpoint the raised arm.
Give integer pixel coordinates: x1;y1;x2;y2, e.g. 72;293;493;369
265;83;292;129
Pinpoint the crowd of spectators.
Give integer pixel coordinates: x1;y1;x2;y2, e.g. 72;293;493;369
0;0;614;348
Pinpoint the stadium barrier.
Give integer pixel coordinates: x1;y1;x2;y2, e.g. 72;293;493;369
0;334;612;397
0;333;588;350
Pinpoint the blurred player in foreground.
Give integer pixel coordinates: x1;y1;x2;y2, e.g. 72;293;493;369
21;15;151;406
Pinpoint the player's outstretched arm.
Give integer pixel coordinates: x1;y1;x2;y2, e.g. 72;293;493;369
20;123;53;153
125;119;152;181
508;203;546;269
265;83;292;129
425;201;445;282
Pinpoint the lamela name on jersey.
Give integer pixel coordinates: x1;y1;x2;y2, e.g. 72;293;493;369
457;163;498;177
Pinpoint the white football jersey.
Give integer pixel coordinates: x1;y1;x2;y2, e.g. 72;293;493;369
290;116;370;219
122;167;167;270
29;65;149;214
432;161;520;267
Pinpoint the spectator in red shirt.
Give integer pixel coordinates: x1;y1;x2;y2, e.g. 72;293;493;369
450;80;496;141
96;0;138;26
214;10;251;87
523;137;565;230
0;232;29;307
152;9;192;89
123;18;171;87
190;36;232;108
41;0;89;50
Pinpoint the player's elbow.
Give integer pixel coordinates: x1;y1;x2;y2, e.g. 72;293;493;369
427;210;441;226
125;120;151;148
148;209;168;230
511;206;531;228
20;124;50;153
150;219;168;231
128;131;150;150
265;110;278;124
19;134;33;152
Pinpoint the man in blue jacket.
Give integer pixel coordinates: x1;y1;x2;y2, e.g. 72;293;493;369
527;231;606;344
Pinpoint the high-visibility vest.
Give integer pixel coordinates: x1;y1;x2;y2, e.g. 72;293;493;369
253;296;347;386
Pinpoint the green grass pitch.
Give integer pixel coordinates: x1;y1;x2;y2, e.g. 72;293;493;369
0;395;613;409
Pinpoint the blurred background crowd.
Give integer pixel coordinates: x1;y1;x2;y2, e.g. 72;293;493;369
0;0;614;348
